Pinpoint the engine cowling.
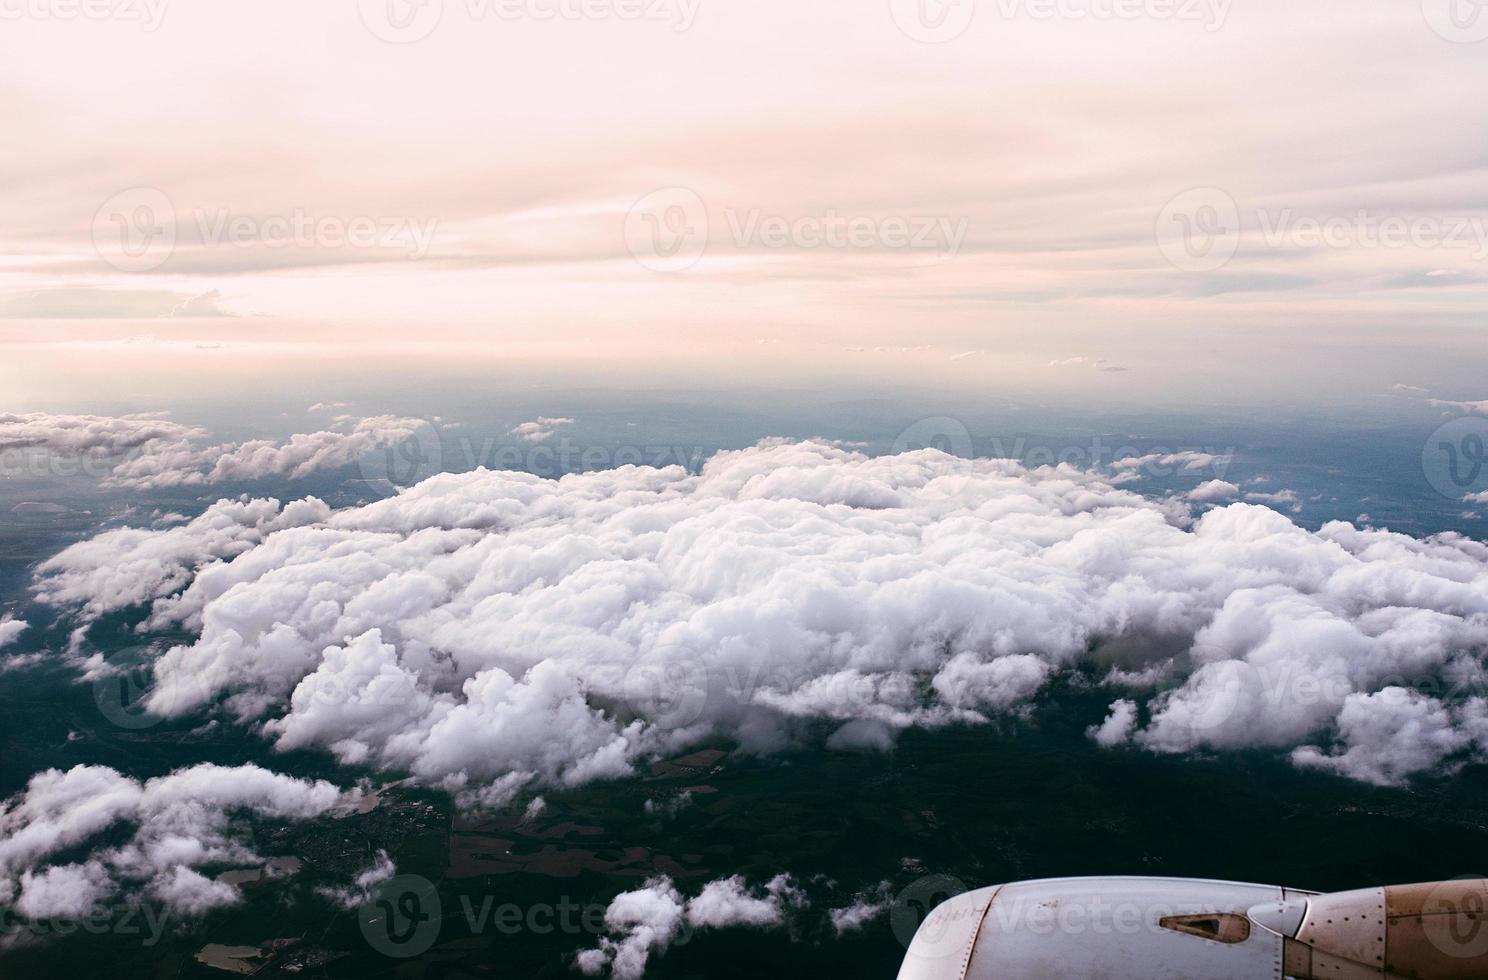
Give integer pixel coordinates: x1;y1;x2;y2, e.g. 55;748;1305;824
895;877;1488;980
1280;879;1488;980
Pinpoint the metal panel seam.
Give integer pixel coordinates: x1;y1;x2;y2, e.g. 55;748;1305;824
958;884;1005;980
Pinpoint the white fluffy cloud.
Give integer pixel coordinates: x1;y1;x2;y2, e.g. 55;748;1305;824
32;496;331;622
1429;399;1488;416
828;881;894;934
0;413;204;456
1291;688;1488;787
509;417;576;443
316;849;396;910
105;416;427;490
576;874;802;980
1112;450;1230;474
1245;488;1302;511
1188;480;1239;503
0;618;27;650
1088;699;1140;748
0;410;425;490
931;653;1050;712
29;441;1488;792
0;764;352;919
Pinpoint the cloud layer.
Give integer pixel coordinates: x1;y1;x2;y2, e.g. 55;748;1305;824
575;874;803;980
0;618;27;650
0;764;351;920
1;411;425;490
30;441;1488;791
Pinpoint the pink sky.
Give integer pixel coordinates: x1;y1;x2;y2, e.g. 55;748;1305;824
1;0;1486;404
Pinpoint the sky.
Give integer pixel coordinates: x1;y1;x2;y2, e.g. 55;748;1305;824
6;4;1488;947
1;0;1487;408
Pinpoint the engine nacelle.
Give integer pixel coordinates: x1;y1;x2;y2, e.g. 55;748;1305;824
896;876;1488;980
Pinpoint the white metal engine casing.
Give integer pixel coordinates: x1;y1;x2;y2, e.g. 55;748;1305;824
896;876;1303;980
896;876;1488;979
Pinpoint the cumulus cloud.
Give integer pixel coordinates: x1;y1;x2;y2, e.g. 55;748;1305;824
27;441;1488;792
1088;699;1139;748
931;653;1049;712
0;411;427;491
32;496;331;622
0;413;204;457
686;874;802;929
0;764;351;919
1291;688;1488;787
105;416;427;490
316;850;396;910
828;881;894;934
575;877;684;980
509;417;576;443
1244;488;1302;512
1047;356;1127;372
1188;480;1239;503
1111;450;1231;475
576;874;802;979
0;618;27;650
642;791;693;819
169;290;235;318
1429;399;1488;416
1466;491;1488;505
